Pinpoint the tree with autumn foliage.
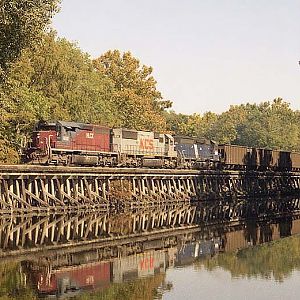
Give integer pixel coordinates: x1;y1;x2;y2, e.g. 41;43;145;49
93;50;172;131
0;0;60;80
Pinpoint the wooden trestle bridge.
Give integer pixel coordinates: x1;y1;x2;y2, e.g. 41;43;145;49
0;165;300;214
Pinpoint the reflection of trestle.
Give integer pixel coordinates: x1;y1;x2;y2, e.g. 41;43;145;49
0;205;197;251
131;206;196;232
0;166;300;213
0;175;110;213
197;197;300;223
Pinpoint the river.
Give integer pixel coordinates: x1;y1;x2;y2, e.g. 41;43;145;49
0;197;300;299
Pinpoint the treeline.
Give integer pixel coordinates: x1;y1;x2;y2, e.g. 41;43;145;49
1;0;299;164
201;235;300;282
166;98;300;151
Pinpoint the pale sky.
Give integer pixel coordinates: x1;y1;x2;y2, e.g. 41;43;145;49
52;0;300;114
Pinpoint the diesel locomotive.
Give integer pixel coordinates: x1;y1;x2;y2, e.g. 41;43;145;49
22;120;300;171
22;120;218;168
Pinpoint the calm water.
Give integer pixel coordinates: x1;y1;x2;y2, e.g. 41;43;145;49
1;199;300;299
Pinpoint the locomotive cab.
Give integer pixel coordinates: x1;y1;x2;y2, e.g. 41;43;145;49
31;121;57;150
164;134;177;158
22;121;58;164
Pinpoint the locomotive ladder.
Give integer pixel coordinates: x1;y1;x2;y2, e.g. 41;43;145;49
0;165;300;214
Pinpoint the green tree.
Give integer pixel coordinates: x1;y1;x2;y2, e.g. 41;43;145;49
165;111;217;138
236;99;300;150
0;0;60;79
165;111;189;134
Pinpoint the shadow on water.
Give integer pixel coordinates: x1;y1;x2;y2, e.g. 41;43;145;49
1;197;300;299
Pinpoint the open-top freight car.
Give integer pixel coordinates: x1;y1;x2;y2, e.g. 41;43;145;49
219;144;300;171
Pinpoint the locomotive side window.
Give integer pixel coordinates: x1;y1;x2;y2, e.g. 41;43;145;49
122;129;138;140
56;124;62;140
154;132;160;139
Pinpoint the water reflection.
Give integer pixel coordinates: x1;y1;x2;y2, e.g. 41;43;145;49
0;197;300;299
1;196;300;254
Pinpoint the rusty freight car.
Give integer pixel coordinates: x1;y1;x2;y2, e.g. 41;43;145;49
291;152;300;170
218;144;250;169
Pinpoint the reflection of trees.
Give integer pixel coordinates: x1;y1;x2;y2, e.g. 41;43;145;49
73;273;171;300
201;235;300;282
0;262;37;300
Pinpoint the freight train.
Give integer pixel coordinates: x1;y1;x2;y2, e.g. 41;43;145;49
22;120;300;171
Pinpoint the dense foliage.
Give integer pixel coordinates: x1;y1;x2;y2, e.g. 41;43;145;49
93;50;172;131
0;32;169;163
0;0;60;79
166;99;300;151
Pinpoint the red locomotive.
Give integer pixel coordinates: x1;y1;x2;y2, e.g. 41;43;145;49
24;121;113;165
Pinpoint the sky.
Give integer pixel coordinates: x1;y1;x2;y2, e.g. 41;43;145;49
52;0;300;115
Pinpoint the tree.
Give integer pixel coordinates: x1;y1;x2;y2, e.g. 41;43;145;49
93;50;171;131
236;99;300;150
165;111;190;134
0;0;60;79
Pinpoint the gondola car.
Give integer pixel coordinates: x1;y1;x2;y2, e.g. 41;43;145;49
291;152;300;171
218;144;250;169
